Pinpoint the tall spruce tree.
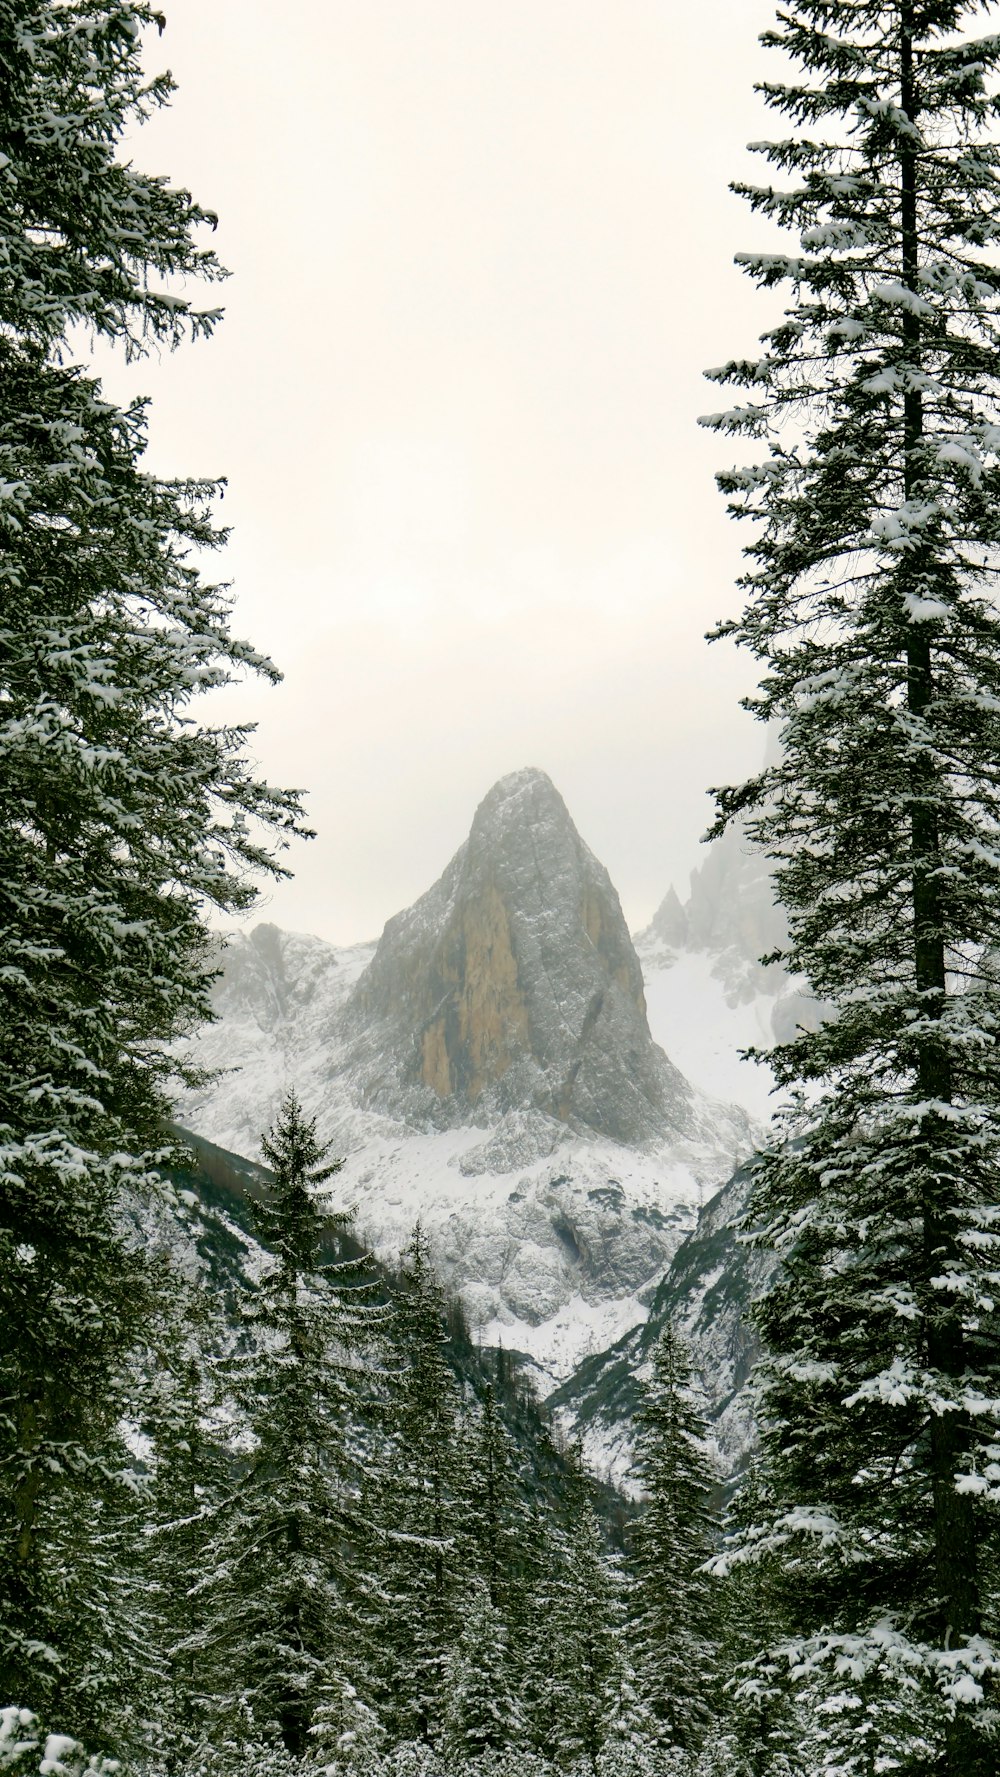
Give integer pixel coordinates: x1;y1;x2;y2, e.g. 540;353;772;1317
520;1454;617;1771
192;1094;387;1753
372;1225;464;1747
143;1262;232;1766
441;1581;522;1766
595;1640;668;1777
702;2;1000;1768
629;1325;720;1753
0;0;305;1738
460;1381;525;1613
711;1466;805;1777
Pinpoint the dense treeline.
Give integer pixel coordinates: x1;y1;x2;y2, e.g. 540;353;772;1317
5;1092;731;1776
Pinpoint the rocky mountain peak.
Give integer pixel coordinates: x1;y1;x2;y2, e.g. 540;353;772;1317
341;768;693;1144
645;884;688;952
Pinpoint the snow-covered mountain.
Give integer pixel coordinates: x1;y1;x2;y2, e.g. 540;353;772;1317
634;819;822;1123
176;769;756;1387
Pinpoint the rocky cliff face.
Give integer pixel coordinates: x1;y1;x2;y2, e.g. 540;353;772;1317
341;769;694;1145
548;1165;770;1485
639;818;788;1001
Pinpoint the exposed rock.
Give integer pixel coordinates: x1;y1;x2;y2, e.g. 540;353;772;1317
637;819;787;1003
633;817;829;1122
341;768;696;1145
643;883;689;954
457;1110;567;1177
176;926;377;1158
548;1164;773;1487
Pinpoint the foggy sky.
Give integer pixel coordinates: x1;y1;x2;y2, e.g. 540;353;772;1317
102;0;785;944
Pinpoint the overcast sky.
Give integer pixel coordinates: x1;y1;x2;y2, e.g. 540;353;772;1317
104;0;785;944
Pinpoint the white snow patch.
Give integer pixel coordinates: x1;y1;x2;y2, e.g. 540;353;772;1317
480;1288;650;1395
642;950;781;1124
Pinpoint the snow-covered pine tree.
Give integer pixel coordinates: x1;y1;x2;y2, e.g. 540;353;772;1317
308;1675;386;1777
143;1262;233;1764
193;1094;387;1753
596;1639;669;1777
521;1454;617;1771
511;1500;567;1767
628;1325;720;1752
0;0;305;1736
701;2;1000;1767
441;1580;522;1766
711;1467;804;1777
460;1381;525;1613
0;1706;114;1777
371;1225;464;1747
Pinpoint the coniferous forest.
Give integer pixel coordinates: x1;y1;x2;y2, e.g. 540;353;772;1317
4;2;1000;1774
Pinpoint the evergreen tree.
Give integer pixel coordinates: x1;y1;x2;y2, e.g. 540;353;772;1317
702;1;1000;1767
194;1094;386;1753
0;0;304;1737
514;1501;568;1766
143;1262;232;1765
628;1326;720;1752
596;1639;669;1777
0;1706;113;1777
521;1455;617;1770
711;1467;803;1777
441;1581;522;1765
310;1676;386;1777
460;1382;525;1612
372;1226;464;1747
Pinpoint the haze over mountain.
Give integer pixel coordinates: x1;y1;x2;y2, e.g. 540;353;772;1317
177;768;756;1385
635;818;823;1120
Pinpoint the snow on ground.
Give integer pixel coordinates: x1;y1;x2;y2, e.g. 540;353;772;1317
330;1123;721;1390
641;950;781;1125
480;1289;648;1395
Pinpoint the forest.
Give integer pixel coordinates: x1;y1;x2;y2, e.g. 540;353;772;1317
4;3;1000;1774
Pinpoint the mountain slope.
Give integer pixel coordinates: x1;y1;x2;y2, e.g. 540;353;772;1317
157;1127;617;1529
635;818;823;1122
547;1166;768;1486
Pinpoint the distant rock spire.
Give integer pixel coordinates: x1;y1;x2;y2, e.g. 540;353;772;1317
342;767;694;1143
646;884;688;951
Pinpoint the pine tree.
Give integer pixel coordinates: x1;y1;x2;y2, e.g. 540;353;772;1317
460;1381;525;1612
194;1094;387;1753
0;1706;113;1777
701;2;1000;1767
0;0;305;1737
521;1455;617;1770
513;1500;568;1766
628;1326;720;1753
596;1639;669;1777
143;1260;233;1765
309;1676;386;1777
711;1467;804;1777
371;1225;464;1747
441;1581;522;1765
